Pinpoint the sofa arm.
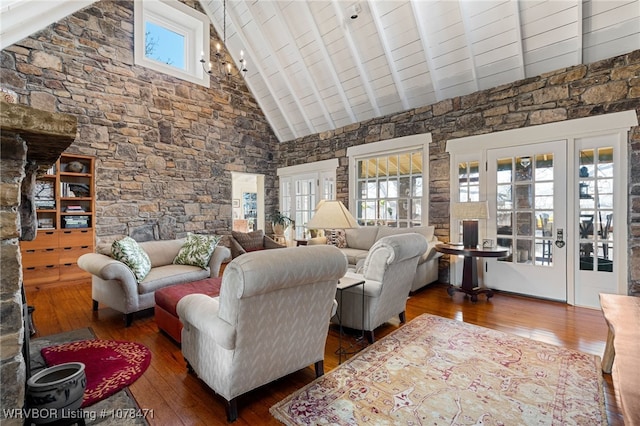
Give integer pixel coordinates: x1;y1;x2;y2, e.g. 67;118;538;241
208;245;231;277
417;237;444;264
77;253;137;282
226;236;246;259
426;238;444;261
177;294;236;350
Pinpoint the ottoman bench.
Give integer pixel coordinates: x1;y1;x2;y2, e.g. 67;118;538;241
155;277;222;343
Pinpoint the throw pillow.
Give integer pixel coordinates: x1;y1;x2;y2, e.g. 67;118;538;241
111;236;152;283
325;229;347;248
173;233;222;269
232;230;265;251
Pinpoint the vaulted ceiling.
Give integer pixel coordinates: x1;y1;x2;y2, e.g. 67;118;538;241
2;1;639;143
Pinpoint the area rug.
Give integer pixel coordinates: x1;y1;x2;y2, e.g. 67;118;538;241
30;328;149;425
270;313;607;425
42;339;151;408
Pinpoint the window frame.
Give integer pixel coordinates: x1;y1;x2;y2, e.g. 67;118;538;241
277;159;338;239
347;134;432;228
134;0;210;88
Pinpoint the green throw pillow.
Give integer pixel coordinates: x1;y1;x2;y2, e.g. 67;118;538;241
111;236;152;283
173;233;221;269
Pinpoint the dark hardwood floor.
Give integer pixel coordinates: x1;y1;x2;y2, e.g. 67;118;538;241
25;281;623;425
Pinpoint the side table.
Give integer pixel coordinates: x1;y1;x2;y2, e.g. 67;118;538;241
435;244;508;302
335;276;366;364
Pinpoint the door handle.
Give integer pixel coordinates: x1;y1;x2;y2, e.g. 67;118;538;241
555;228;565;248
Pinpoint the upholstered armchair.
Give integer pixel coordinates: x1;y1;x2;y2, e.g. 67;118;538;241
334;233;427;343
220;229;285;260
177;245;348;421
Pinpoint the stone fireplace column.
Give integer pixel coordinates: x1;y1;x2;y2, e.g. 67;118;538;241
0;136;28;422
1;101;77;424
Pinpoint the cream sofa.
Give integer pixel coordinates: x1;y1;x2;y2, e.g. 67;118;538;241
310;225;442;292
78;238;230;327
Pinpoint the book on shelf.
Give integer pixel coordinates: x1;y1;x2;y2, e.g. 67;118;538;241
35;200;55;209
64;205;86;212
63;216;89;228
38;218;54;229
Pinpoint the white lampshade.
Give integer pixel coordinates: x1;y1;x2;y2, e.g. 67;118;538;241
451;201;489;220
306;200;359;229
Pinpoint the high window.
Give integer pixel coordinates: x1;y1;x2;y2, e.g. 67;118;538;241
134;0;210;87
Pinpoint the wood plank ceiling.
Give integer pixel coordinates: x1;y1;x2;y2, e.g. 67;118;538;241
200;0;639;142
1;1;639;143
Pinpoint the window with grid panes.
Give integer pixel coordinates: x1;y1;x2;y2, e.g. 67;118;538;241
355;151;422;228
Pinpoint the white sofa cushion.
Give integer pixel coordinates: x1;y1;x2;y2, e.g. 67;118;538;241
340;247;368;265
345;227;378;250
375;225;434;242
140;238;186;267
138;264;210;294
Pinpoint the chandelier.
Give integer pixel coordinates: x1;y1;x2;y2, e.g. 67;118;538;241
200;0;248;79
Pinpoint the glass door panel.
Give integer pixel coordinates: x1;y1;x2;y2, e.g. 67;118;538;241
487;141;567;301
578;147;614;272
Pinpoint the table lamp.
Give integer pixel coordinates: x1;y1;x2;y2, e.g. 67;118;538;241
305;200;359;241
451;201;489;248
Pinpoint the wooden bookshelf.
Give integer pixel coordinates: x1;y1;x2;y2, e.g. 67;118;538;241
21;154;95;288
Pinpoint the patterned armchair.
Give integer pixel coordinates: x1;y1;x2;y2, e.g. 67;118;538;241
177;245;348;421
334;233;427;343
220;229;285;260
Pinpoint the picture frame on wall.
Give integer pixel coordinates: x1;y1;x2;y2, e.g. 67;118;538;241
243;192;257;219
233;199;240;208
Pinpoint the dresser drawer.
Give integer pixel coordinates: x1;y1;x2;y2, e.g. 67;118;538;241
59;229;93;247
23;265;59;286
20;230;58;250
59;263;90;281
59;246;93;264
21;248;58;268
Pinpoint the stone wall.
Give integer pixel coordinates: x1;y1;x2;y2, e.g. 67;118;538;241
279;50;640;295
0;0;279;244
0;138;27;425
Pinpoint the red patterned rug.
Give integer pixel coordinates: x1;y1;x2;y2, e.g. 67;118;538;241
42;339;151;408
271;313;607;425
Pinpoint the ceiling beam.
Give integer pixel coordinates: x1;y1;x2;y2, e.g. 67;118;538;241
510;0;526;81
576;0;583;65
410;0;443;101
330;0;381;117
301;1;356;123
0;0;97;50
366;0;409;111
457;0;480;93
243;1;315;136
273;1;335;130
204;1;296;141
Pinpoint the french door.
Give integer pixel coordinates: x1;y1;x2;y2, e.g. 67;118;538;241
486;141;568;301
